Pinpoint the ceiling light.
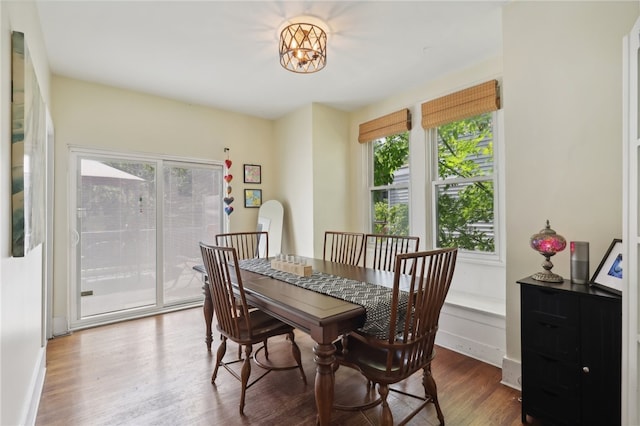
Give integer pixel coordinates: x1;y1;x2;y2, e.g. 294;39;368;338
279;19;327;73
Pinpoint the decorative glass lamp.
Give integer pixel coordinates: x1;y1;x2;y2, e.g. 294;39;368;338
530;220;567;282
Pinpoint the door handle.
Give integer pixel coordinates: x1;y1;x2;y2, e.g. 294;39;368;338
70;229;79;246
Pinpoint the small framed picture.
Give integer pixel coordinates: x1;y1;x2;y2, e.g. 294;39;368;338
244;189;262;208
590;238;623;295
243;164;261;184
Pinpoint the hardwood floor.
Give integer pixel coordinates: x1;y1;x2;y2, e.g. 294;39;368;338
36;307;528;426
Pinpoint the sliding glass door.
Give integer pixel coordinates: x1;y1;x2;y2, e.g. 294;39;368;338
163;162;222;304
70;150;222;328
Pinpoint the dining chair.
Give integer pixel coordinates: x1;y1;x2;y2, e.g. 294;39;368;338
363;233;420;272
215;231;269;260
199;242;306;415
334;247;458;425
214;231;269;357
323;231;365;266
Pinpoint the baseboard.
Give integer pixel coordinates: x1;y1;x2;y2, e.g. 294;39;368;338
22;345;46;426
53;315;69;336
436;302;506;367
436;329;505;367
501;355;521;390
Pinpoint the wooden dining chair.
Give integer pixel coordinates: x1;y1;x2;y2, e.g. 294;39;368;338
334;247;458;425
199;243;306;415
363;233;420;272
213;231;269;357
323;231;365;266
215;231;269;260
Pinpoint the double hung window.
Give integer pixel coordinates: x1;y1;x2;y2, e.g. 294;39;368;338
422;80;501;256
433;112;496;253
359;109;412;236
370;132;410;235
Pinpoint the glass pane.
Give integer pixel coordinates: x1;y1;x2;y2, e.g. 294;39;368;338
373;132;409;187
437;113;493;179
163;164;222;304
371;187;409;235
78;158;157;317
436;180;494;252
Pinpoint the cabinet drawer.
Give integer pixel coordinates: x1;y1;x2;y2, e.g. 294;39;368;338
522;286;579;325
523;350;580;393
523;380;580;426
523;318;579;361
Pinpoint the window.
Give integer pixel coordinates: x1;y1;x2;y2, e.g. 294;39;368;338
359;108;412;236
432;112;497;254
370;131;410;235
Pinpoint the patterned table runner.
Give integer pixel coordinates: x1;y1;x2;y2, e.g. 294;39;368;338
238;258;408;339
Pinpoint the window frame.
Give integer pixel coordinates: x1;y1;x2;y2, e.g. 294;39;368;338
429;110;503;261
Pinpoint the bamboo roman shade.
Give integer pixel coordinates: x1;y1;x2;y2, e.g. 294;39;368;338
421;80;500;129
358;108;411;143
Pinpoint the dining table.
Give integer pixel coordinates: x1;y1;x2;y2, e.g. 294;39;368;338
196;256;399;426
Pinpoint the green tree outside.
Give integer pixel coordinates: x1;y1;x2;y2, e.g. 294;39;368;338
372;132;409;235
372;113;495;251
436;113;494;252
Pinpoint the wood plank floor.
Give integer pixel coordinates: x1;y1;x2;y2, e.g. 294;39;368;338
36;307;530;426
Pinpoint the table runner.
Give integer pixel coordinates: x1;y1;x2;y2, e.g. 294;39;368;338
238;258;408;339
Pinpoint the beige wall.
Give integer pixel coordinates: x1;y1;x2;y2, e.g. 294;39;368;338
311;104;351;258
502;0;638;361
272;103;351;258
50;76;277;330
274;105;314;256
0;2;51;424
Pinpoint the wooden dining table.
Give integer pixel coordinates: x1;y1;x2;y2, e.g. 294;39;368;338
197;257;397;426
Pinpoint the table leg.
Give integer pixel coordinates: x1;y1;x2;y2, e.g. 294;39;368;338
202;281;213;351
313;342;336;426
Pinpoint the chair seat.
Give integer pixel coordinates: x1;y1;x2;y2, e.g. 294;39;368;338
217;309;294;345
336;333;436;384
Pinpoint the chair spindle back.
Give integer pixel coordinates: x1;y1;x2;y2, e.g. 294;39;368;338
323;231;365;266
199;243;252;340
215;231;269;260
386;247;458;375
363;234;420;272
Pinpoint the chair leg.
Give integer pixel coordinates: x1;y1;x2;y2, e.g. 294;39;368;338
239;344;253;415
212;337;227;383
377;383;393;426
423;365;444;425
287;331;306;384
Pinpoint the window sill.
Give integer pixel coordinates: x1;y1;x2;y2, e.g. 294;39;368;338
444;289;505;318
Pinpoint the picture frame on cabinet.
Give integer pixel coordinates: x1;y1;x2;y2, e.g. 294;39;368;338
590;238;623;295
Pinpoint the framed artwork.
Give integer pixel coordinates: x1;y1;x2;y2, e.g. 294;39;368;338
244;189;262;208
11;31;46;257
590;238;623;295
243;164;261;184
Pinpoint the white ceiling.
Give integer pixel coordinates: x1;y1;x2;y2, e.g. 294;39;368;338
36;1;506;120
